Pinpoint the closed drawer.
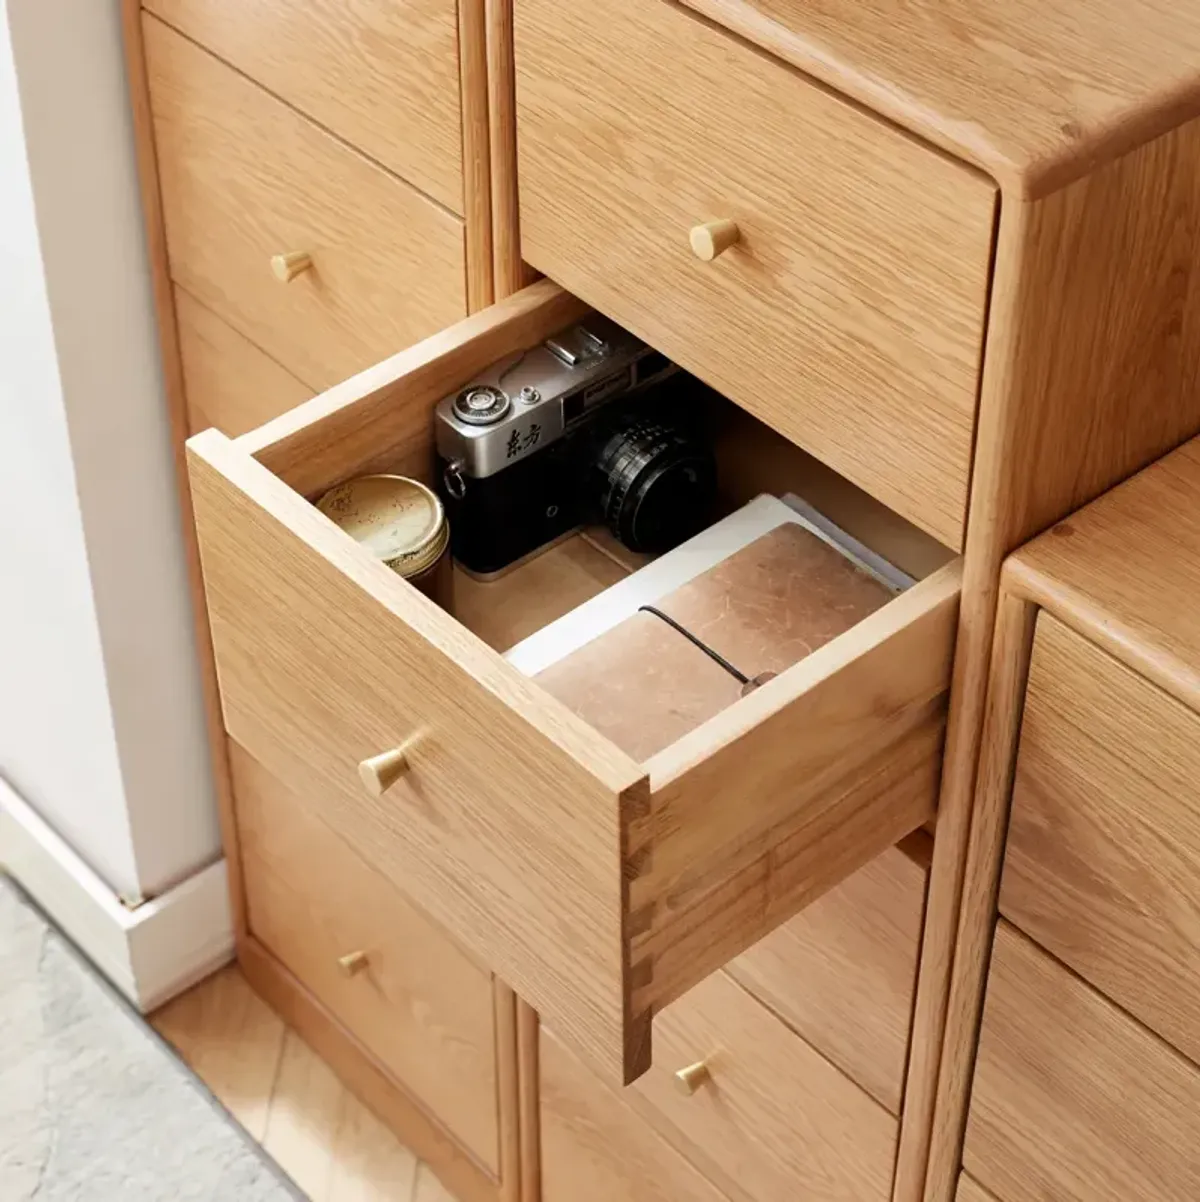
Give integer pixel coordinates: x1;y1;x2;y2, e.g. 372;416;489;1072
144;15;466;391
540;1029;728;1202
726;835;928;1112
228;741;499;1171
176;289;312;437
514;0;995;548
629;970;896;1202
187;280;961;1087
965;922;1200;1202
143;0;462;212
1000;613;1200;1064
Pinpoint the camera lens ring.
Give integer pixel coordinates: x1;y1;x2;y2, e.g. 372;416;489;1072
594;416;716;553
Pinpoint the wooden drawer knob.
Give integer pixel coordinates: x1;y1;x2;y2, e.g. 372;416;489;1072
271;251;313;283
337;950;369;978
358;746;411;796
674;1060;711;1095
689;219;739;261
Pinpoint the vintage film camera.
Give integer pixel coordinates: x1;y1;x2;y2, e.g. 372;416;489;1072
435;317;717;576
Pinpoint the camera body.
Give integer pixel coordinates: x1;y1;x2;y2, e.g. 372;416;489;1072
435;318;714;576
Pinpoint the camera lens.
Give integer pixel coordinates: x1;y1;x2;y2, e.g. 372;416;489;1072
593;417;717;553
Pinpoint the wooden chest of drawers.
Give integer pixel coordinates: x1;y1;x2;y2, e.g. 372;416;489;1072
929;437;1200;1202
122;0;1200;1199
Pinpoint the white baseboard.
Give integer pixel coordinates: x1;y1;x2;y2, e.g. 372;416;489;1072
0;778;234;1011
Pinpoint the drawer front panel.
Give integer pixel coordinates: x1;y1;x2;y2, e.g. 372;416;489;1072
515;0;995;548
144;0;463;212
145;15;466;391
726;838;927;1113
965;922;1200;1202
176;289;312;437
540;1029;729;1202
230;742;500;1171
631;971;896;1202
188;282;959;1087
1000;612;1200;1064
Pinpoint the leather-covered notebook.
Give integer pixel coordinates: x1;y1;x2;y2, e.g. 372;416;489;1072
534;521;895;761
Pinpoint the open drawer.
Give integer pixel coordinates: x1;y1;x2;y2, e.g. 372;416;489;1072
188;280;961;1086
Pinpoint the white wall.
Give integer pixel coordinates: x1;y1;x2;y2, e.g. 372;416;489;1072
0;0;218;901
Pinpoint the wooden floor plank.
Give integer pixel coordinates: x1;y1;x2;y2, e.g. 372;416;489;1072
263;1029;345;1200
153;966;461;1201
329;1091;421;1202
152;963;286;1141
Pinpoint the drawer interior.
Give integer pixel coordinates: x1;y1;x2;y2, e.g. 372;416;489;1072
453;401;954;657
190;281;960;1084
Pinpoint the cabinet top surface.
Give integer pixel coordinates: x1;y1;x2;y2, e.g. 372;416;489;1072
680;0;1200;196
1008;437;1200;711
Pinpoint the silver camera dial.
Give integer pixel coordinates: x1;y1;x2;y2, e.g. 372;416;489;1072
453;384;511;426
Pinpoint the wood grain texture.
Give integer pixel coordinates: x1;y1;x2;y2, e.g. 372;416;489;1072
727;838;929;1113
152;963;286;1140
921;591;1036;1202
264;1030;431;1202
154;968;448;1201
539;1029;728;1202
231;742;500;1170
188;427;651;1086
965;922;1200;1202
628;971;897;1202
631;562;959;1016
678;0;1200;197
1008;438;1200;713
492;984;519;1202
453;534;629;653
120;0;246;939
458;0;494;312
192;420;957;1084
192;277;959;1082
264;1029;349;1198
144;15;466;391
974;120;1200;560
485;0;534;296
327;1090;422;1202
514;0;995;548
710;404;957;582
175;288;312;436
242;937;496;1202
238;279;589;498
1000;614;1200;1066
143;0;463;212
897;116;1200;1202
955;1176;999;1202
516;1002;540;1202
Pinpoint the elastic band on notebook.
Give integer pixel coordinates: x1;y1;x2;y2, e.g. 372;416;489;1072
637;605;751;686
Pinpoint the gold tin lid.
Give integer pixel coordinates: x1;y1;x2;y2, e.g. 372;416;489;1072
316;475;448;580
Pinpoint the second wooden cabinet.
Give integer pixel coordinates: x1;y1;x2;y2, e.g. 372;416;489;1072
933;439;1200;1202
